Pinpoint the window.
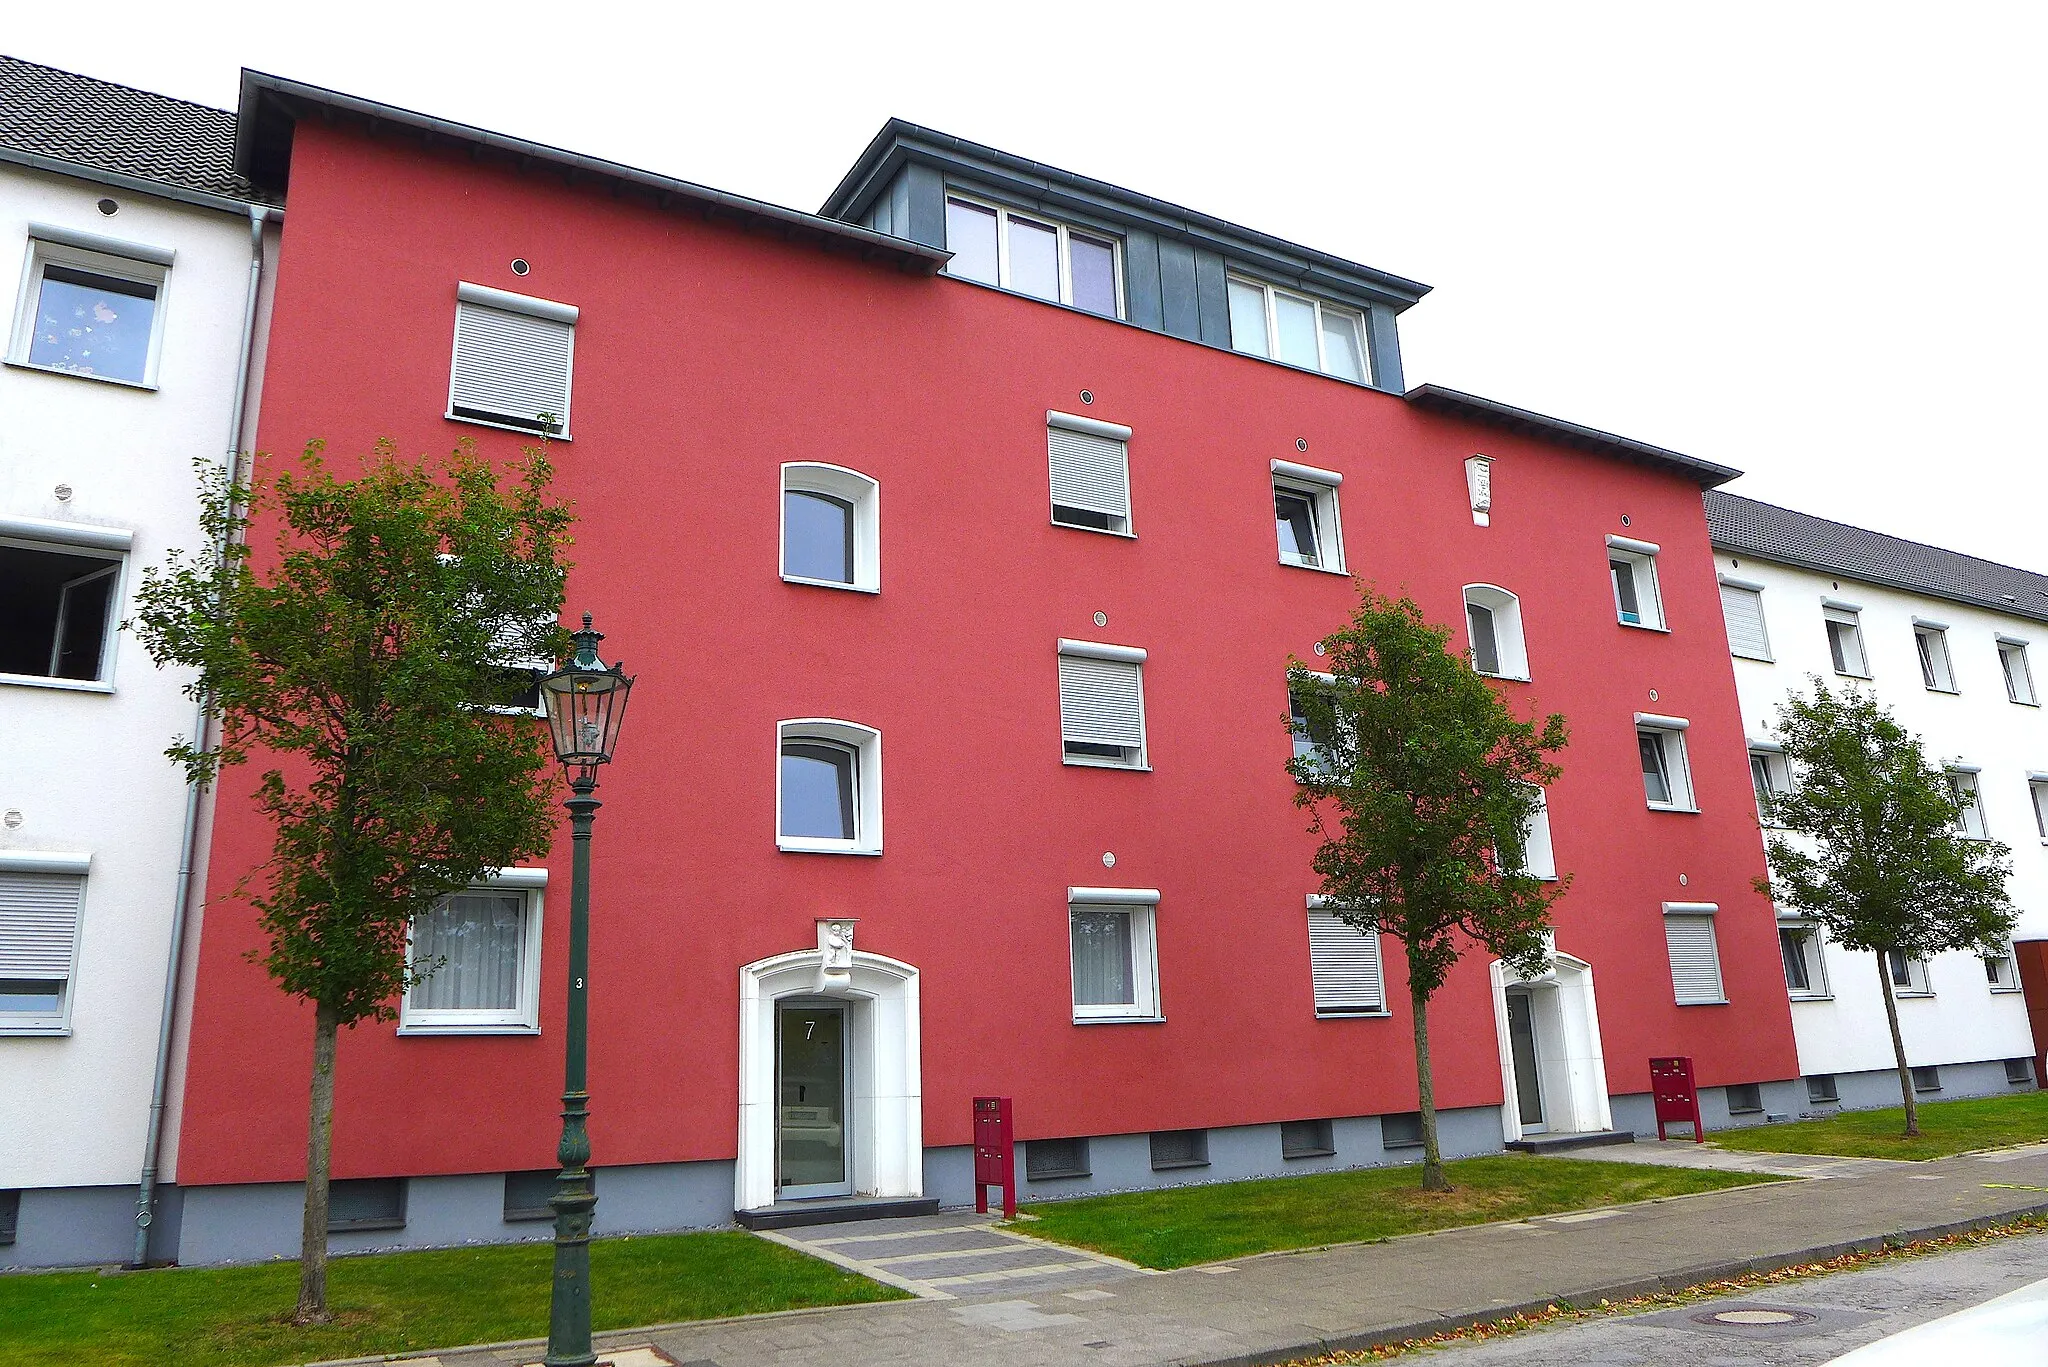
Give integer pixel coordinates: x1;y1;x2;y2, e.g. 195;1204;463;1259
2006;1058;2036;1086
1946;768;1988;839
1226;276;1370;383
1779;925;1827;998
1719;578;1772;661
7;225;171;387
1914;624;1957;692
448;282;576;436
0;533;125;687
1149;1129;1209;1170
1307;898;1386;1016
780;463;880;593
0;860;87;1034
1888;951;1931;996
1381;1112;1423;1148
504;1168;592;1221
327;1178;406;1232
1289;684;1336;773
2032;777;2048;842
1911;1065;1941;1094
942;195;1122;319
1068;889;1160;1022
1726;1082;1763;1114
1985;949;2020;992
1607;537;1664;630
1510;786;1557;881
1750;747;1790;824
1806;1074;1839;1104
1271;460;1345;572
0;1189;16;1245
2000;639;2038;705
777;720;882;854
1025;1137;1090;1180
401;873;544;1033
1463;585;1529;680
1281;1118;1335;1159
1664;905;1726;1005
1824;606;1869;677
1636;715;1696;811
1058;640;1147;768
1046;411;1133;534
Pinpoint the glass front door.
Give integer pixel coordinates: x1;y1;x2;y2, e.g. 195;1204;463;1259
776;1002;851;1198
1507;989;1546;1131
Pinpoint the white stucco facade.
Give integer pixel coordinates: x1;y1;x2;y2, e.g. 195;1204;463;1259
0;160;268;1205
1715;547;2043;1092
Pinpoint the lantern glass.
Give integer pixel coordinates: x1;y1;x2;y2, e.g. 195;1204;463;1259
538;615;633;772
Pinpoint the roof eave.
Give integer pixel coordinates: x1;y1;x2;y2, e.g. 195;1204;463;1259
1404;383;1741;488
1705;536;2048;628
0;145;275;217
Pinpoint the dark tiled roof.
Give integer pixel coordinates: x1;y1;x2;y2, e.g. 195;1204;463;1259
1706;491;2048;627
0;54;277;207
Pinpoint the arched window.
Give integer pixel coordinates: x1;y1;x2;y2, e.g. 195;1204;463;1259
776;719;882;854
781;464;879;592
1462;584;1529;680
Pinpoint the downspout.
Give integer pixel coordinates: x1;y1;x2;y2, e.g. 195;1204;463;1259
132;202;269;1266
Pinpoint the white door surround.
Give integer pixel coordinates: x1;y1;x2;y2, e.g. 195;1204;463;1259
1491;951;1611;1144
737;941;921;1212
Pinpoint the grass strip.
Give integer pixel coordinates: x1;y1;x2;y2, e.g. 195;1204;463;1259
1709;1091;2048;1161
0;1229;906;1367
1015;1153;1782;1269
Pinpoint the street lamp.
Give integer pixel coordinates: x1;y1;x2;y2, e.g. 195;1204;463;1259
536;613;634;1367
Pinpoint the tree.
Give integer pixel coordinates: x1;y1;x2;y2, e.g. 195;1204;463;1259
1288;587;1569;1190
1755;680;2015;1137
130;440;573;1321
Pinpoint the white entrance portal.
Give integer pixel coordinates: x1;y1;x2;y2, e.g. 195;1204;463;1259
736;930;922;1212
1491;951;1611;1144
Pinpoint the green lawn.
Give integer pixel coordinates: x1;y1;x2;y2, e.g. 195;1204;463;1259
0;1230;905;1367
1710;1090;2048;1161
1017;1154;1780;1269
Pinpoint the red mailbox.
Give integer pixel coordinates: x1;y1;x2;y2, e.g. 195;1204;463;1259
1651;1056;1705;1143
973;1096;1016;1219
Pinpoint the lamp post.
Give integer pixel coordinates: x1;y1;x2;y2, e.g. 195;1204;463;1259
536;613;634;1367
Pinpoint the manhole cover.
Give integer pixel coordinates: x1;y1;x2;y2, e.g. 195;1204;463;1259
1693;1307;1817;1327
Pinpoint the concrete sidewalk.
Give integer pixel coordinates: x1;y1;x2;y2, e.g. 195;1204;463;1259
407;1144;2048;1367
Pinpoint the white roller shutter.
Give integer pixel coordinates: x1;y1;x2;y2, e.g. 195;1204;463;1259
1665;914;1725;1004
1308;908;1384;1014
1058;654;1145;751
1047;425;1130;524
0;872;83;979
1719;584;1770;660
450;302;575;434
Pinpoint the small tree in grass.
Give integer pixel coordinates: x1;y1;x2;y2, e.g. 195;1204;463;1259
1288;587;1569;1191
1756;680;2015;1137
129;439;573;1321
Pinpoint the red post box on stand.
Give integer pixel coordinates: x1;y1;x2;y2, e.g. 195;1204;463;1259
1651;1056;1705;1142
973;1096;1016;1219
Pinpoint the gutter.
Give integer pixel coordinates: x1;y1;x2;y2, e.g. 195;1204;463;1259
0;146;279;220
131;202;270;1267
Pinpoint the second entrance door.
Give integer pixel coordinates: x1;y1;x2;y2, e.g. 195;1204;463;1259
776;1002;851;1198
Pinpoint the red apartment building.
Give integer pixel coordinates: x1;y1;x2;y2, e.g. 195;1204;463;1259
156;73;1800;1261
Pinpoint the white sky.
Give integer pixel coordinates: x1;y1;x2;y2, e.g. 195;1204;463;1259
14;2;2045;569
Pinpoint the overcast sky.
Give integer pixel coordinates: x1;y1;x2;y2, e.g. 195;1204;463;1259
14;3;2045;569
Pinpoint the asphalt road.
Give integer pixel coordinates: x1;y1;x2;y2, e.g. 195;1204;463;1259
1421;1229;2048;1365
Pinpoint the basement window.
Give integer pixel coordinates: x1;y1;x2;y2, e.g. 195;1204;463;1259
1024;1137;1090;1180
327;1178;406;1232
1148;1129;1209;1171
1381;1111;1423;1149
1911;1066;1942;1094
1281;1118;1335;1159
1725;1082;1763;1114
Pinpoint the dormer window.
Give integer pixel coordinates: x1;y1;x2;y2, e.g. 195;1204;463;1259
1225;277;1369;383
942;195;1121;319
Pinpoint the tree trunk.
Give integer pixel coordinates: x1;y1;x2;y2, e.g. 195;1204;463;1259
294;1000;340;1324
1875;952;1920;1138
1411;979;1450;1192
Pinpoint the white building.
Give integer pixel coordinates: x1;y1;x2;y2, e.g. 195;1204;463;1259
0;55;277;1266
1707;491;2044;1110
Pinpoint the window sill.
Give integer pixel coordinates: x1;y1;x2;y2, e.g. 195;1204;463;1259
1062;756;1151;772
777;841;883;857
1832;670;1873;681
1050;520;1137;539
329;1219;406;1234
1617;620;1671;634
939;270;1127;326
503;1208;556;1223
1646;803;1701;815
395;1023;541;1036
1476;671;1532;684
1892;990;1936;1000
1789;992;1834;1003
1072;1013;1165;1026
1990;986;2024;995
1025;1168;1092;1181
1314;1008;1391;1019
0;1025;71;1037
445;411;572;441
1278;559;1349;577
0;673;114;694
1382;1139;1423;1150
3;357;158;391
1925;687;1960;696
2009;698;2041;708
1677;998;1730;1007
1283;1148;1337;1160
1731;651;1775;663
1150;1159;1210;1172
782;574;880;595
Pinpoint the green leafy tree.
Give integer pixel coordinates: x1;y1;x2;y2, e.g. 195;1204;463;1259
129;440;573;1321
1288;587;1570;1190
1756;680;2016;1136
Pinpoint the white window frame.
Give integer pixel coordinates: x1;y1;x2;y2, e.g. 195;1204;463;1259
1945;766;1988;839
1305;895;1388;1017
1271;459;1345;574
1058;640;1149;770
1066;887;1161;1023
1663;903;1727;1006
1225;275;1373;384
1636;713;1697;812
1749;741;1791;826
1985;945;2021;994
780;462;880;594
776;719;883;855
1778;920;1830;1000
0;517;133;694
1514;785;1557;880
1823;602;1870;678
0;851;91;1036
2028;773;2048;844
1888;949;1933;997
7;224;173;390
1046;410;1134;536
1606;536;1666;631
1999;638;2038;706
1289;670;1339;776
1718;575;1772;661
1913;620;1957;693
941;192;1125;319
398;869;546;1035
1462;584;1530;681
446;282;578;438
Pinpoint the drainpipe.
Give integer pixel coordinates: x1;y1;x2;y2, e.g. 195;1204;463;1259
131;202;270;1267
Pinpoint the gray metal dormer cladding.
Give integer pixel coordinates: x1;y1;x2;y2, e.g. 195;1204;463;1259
821;120;1430;393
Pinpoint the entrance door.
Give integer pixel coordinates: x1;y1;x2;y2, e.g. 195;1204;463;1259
1506;989;1546;1132
776;1002;851;1198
